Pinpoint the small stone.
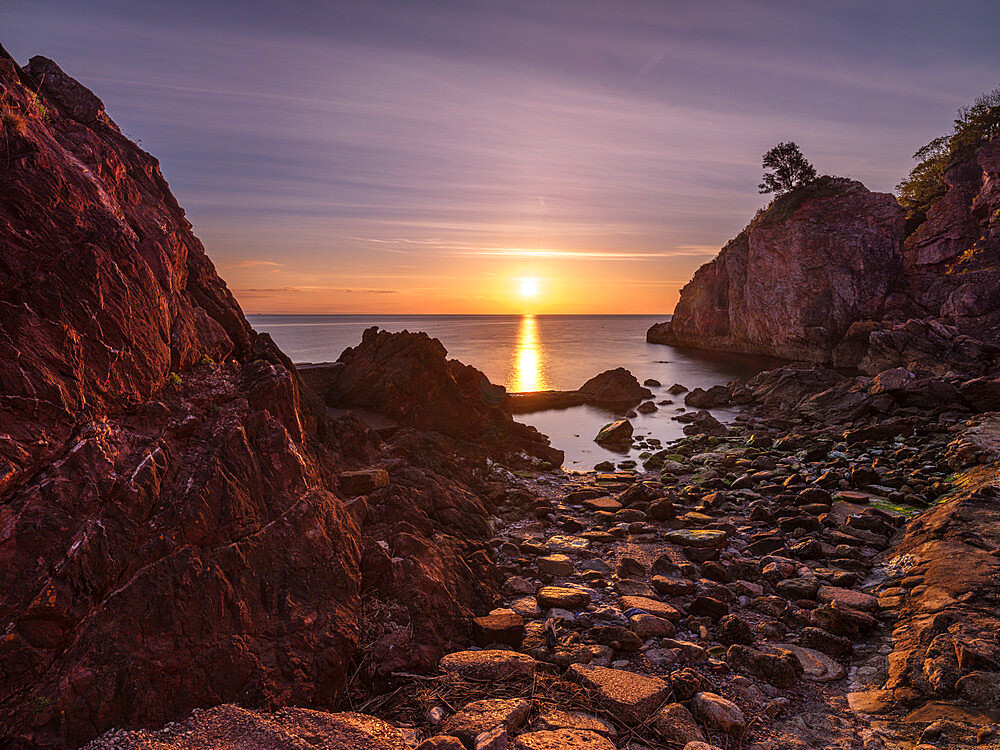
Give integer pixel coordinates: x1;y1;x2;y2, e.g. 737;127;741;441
725;644;801;688
440;698;530;746
583;497;622;512
474;725;508;750
503;577;535;597
533;709;616;738
439;651;538;681
338;468;389;495
538;554;575;577
816;585;878;613
664;529;730;549
473;610;525;648
691;692;746;736
417;737;466;750
567;664;671;723
514;729;616;750
629;613;677;639
619;595;681;621
537;586;592;610
716;614;754;645
596;420;633;445
654;703;706;746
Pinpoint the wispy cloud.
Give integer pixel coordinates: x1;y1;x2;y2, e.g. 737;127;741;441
7;0;998;312
235;287;399;294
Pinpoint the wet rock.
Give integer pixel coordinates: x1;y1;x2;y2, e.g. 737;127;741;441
579;368;654;403
648;496;677;521
567;664;671;723
684;386;731;408
439;650;538;681
691;692;746;736
595;419;633;445
440;698;530;746
682;411;729;437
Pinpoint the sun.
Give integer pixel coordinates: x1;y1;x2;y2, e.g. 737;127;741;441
520;277;539;297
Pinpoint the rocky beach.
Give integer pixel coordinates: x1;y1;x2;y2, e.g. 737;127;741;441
3;44;1000;750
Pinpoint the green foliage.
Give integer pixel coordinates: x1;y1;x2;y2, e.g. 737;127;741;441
198;355;215;365
897;86;1000;221
756;175;849;228
169;372;182;386
758;141;817;195
1;106;25;133
28;92;48;121
32;696;52;713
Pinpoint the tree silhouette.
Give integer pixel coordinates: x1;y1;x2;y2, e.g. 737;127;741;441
759;141;817;195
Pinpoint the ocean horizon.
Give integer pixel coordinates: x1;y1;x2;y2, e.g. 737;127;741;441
249;313;778;468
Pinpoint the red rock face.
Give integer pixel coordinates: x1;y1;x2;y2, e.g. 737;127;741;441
902;138;1000;343
652;137;1000;368
0;49;502;747
651;178;905;361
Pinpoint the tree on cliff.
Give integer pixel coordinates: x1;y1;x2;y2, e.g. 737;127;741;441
758;141;817;195
897;85;1000;221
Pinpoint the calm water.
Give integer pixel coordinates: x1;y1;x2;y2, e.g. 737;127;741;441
249;314;777;469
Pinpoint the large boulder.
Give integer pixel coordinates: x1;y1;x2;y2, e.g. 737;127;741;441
578;368;653;403
647;177;905;361
329;327;563;465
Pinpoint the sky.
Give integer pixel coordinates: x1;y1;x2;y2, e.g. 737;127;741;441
6;1;1000;314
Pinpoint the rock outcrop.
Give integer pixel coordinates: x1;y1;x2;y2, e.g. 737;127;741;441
0;49;506;747
507;368;652;414
650;138;1000;373
648;178;905;361
302;327;563;466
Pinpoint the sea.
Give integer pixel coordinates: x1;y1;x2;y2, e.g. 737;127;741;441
248;314;779;470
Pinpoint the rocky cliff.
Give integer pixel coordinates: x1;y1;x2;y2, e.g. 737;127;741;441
0;49;507;748
650;139;1000;373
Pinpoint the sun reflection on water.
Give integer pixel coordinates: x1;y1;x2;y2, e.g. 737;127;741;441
511;315;549;392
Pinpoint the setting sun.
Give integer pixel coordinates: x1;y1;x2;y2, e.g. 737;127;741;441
520;277;539;297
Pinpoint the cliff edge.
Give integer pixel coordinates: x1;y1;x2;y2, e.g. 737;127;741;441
0;49;512;747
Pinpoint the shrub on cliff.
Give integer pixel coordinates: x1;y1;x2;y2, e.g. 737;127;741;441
758;141;817;195
897;86;1000;222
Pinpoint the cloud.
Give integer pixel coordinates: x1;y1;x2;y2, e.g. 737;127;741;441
235;287;400;294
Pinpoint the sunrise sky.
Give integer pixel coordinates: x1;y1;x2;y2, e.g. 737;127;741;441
7;1;1000;313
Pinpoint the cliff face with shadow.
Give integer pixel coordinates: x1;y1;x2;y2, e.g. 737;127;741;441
0;49;521;748
650;142;1000;375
